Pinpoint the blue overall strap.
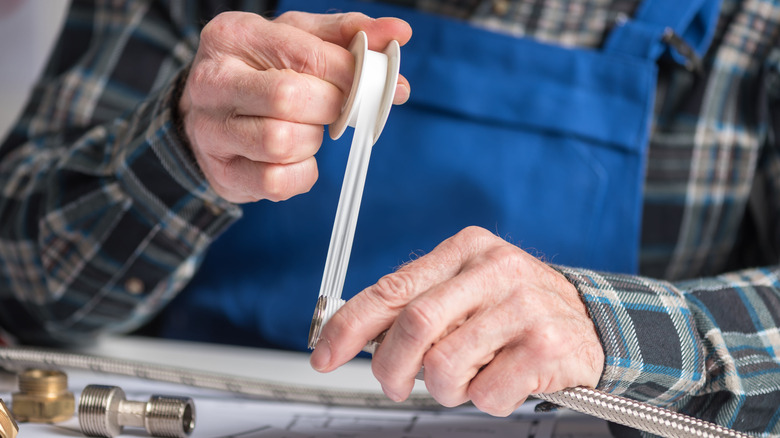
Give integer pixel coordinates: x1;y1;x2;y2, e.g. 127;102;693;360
604;0;721;64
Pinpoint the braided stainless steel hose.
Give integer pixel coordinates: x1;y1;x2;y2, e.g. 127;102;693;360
0;347;439;409
535;387;750;438
0;347;751;438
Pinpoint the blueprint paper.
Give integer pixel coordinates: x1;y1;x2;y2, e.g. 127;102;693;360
1;369;556;438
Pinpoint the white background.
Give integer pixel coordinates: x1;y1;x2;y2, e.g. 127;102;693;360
0;0;70;140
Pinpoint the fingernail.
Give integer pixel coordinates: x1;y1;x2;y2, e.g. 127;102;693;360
395;83;410;104
310;339;332;372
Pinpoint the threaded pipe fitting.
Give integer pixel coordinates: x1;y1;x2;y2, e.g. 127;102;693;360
12;369;75;423
78;385;195;438
0;399;18;438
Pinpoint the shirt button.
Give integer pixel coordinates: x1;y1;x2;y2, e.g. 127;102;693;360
492;0;510;16
204;200;222;215
125;277;145;295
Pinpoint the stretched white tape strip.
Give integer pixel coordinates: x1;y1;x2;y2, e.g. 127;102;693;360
311;32;400;347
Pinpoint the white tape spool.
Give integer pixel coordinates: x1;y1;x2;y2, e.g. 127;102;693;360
310;31;400;347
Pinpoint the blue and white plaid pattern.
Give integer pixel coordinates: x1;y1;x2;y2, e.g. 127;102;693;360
1;0;780;435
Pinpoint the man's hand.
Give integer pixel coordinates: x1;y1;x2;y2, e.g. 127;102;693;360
310;226;604;416
178;11;411;203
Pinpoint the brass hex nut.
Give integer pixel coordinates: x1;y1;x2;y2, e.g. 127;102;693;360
12;369;75;423
0;399;18;438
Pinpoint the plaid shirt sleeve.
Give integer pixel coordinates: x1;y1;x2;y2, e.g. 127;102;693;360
3;0;780;435
559;265;780;436
0;0;252;344
552;27;780;435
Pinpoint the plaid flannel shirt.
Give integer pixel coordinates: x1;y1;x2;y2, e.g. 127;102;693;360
1;0;779;436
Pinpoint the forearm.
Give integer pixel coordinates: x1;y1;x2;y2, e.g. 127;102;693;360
0;68;240;345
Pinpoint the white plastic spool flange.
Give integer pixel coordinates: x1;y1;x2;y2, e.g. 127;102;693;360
329;31;400;145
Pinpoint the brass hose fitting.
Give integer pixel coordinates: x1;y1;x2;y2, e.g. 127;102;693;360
0;400;18;438
12;368;75;423
78;385;195;438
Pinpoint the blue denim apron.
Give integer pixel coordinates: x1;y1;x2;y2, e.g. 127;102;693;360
159;0;719;349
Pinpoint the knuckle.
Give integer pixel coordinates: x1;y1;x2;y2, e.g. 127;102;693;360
216;158;262;203
526;325;563;360
401;300;440;335
468;385;513;417
446;226;501;259
259;160;317;202
219;157;243;189
187;61;231;107
200;14;229;44
427;383;466;408
274;11;298;23
185;112;212;147
336;12;370;40
260;164;293;202
295;158;318;195
261;121;295;163
371;271;418;307
485;244;523;270
269;76;300;119
297;46;328;80
185;64;212;103
328;306;360;338
371;354;395;383
422;345;458;383
274;11;310;28
456;225;493;243
301;159;318;192
422;346;449;373
393;303;435;348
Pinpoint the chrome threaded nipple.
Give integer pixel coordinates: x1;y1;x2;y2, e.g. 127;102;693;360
78;385;195;438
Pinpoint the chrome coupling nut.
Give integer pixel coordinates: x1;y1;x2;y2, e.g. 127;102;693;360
12;368;75;423
0;399;19;438
78;385;195;438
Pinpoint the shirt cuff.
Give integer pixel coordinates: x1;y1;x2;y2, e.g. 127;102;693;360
119;66;242;241
555;266;706;408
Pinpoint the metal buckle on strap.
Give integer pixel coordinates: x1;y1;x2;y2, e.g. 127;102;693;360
662;27;703;74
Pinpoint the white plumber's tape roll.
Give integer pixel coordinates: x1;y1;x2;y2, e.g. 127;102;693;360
329;31;401;145
311;32;401;349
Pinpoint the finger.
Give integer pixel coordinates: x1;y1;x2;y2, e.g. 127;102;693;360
311;228;488;373
274;11;412;50
220;116;323;164
419;294;527;407
185;109;323;165
200;60;343;123
202;12;356;92
204;155;318;203
393;79;410;105
311;261;459;374
254;68;345;123
275;11;412;105
467;317;602;417
372;246;518;403
466;345;535;417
